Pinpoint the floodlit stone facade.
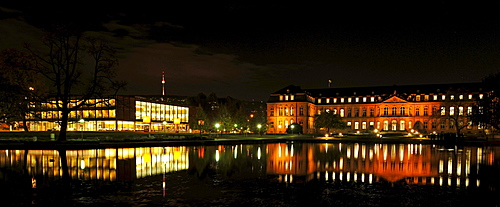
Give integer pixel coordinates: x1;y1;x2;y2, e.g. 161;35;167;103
267;83;488;135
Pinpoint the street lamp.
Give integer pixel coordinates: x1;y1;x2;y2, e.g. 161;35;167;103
291;125;295;135
257;124;262;137
215;123;221;137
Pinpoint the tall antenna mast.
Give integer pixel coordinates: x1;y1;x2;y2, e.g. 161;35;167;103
162;71;165;96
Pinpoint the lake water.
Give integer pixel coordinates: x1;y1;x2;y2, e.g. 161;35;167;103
0;141;498;206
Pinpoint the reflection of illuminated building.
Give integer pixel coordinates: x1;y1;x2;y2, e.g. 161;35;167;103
265;142;488;187
267;83;485;134
0;144;497;189
266;143;314;182
26;96;190;132
0;147;189;183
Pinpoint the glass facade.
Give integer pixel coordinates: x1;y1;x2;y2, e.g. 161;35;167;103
26;96;190;132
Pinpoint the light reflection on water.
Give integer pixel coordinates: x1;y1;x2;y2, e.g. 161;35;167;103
0;142;499;206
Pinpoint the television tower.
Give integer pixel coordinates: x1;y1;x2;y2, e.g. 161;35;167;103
162;71;165;96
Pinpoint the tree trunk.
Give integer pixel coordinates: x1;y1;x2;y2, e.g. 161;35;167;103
22;117;29;132
58;108;69;142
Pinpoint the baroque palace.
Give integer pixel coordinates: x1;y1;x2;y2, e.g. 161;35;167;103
266;82;488;135
26;95;191;132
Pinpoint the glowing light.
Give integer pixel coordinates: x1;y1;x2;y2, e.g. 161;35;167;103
215;150;220;162
257;147;261;160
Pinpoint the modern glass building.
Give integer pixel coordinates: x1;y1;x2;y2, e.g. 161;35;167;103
26;95;190;132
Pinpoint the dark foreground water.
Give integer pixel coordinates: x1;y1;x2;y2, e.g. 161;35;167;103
0;141;499;206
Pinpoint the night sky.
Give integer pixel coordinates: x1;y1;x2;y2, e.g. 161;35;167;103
1;2;499;101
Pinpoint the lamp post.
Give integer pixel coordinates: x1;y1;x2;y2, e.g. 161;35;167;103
291;125;295;135
257;124;262;137
215;123;220;138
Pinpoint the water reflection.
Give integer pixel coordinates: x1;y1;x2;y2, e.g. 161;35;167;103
0;142;495;189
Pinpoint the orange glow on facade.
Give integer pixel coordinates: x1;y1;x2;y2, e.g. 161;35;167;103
267;83;486;135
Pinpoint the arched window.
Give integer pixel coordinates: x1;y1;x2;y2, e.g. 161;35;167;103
392;120;397;131
391;107;397;116
384;107;389;116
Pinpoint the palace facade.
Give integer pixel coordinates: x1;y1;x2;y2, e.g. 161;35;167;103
26;95;191;132
266;83;488;135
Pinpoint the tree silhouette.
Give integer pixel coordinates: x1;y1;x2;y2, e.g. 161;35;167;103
22;24;125;141
314;109;347;134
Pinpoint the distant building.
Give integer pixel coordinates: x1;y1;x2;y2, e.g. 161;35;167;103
266;83;488;135
26;95;191;132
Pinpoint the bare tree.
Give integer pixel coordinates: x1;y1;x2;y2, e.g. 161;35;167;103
24;25;125;141
0;49;44;131
433;92;475;138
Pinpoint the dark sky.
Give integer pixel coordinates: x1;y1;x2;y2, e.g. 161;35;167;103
1;2;500;101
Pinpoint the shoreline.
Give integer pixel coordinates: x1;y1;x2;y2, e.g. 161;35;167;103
0;132;498;149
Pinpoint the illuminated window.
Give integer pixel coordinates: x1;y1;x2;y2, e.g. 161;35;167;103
362;122;367;129
290;107;294;116
333;98;337;103
363;97;367;102
347;121;352;126
440;106;446;115
291;95;294;100
326;98;330;103
400;120;405;130
424;95;429;101
355;97;359;102
468;94;472;99
416;95;420;101
340;109;345;117
433;95;438;100
348;97;352;103
370;97;375;102
280;95;283;101
459;95;463;100
383;121;389;131
479;94;484;99
317;99;321;104
341;98;344;103
467;106;472;115
392;120;397;131
450;95;454;100
442;95;446;100
449;107;455;116
354;122;359;129
459;106;464;115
